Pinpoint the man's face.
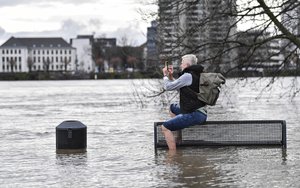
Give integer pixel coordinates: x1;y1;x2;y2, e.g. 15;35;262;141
180;59;190;71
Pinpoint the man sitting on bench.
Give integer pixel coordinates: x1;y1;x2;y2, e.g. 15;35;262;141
161;54;207;150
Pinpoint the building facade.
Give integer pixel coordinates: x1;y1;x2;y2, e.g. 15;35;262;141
146;20;159;70
282;3;300;38
281;2;300;67
237;31;284;72
0;37;76;73
158;0;237;71
70;35;94;73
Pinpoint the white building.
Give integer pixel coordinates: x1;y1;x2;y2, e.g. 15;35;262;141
70;35;95;73
0;37;76;73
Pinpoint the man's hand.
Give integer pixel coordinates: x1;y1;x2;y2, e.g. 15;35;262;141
162;65;174;79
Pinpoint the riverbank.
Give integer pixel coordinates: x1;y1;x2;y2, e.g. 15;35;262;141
0;69;299;80
0;71;162;80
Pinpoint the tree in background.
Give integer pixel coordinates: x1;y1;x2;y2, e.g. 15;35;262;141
43;57;52;73
121;46;144;71
95;57;104;72
63;57;71;72
8;58;16;73
92;43;101;73
27;57;34;73
110;57;123;71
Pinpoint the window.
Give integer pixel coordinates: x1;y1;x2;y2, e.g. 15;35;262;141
56;57;58;62
33;50;36;55
2;50;5;54
69;50;71;54
34;57;36;62
2;57;4;62
38;50;40;55
19;50;21;54
19;57;21;62
60;50;62;54
19;64;21;70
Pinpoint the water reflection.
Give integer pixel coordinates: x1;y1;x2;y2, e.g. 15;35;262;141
282;149;287;165
56;153;88;166
55;153;89;187
155;148;225;187
155;146;288;187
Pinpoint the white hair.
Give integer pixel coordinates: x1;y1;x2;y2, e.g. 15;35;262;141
181;54;198;65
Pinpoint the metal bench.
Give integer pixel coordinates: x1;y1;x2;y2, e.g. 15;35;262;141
154;120;287;150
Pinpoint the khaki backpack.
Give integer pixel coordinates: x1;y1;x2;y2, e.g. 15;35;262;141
196;73;226;105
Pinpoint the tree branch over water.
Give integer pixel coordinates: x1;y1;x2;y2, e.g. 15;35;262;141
136;0;300;105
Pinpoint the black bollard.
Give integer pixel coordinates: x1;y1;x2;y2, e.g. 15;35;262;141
56;120;87;154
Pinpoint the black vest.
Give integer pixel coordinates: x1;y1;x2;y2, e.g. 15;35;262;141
179;65;206;114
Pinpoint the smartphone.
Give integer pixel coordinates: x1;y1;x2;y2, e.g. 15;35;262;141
165;61;169;68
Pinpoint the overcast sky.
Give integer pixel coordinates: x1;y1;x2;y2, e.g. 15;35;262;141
0;0;157;46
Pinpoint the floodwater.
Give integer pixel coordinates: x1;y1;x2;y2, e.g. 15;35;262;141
0;78;299;187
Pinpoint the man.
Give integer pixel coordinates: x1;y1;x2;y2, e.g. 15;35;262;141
162;54;207;150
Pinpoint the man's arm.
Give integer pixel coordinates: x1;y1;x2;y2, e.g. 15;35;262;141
163;73;192;91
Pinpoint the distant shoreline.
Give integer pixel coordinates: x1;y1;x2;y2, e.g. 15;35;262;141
0;69;299;80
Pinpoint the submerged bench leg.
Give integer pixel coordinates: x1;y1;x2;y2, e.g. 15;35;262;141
176;130;182;145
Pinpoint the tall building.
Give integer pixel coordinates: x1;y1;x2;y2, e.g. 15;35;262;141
70;35;94;73
0;37;76;73
282;3;300;38
158;0;237;71
146;20;159;70
281;2;300;67
237;31;284;72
